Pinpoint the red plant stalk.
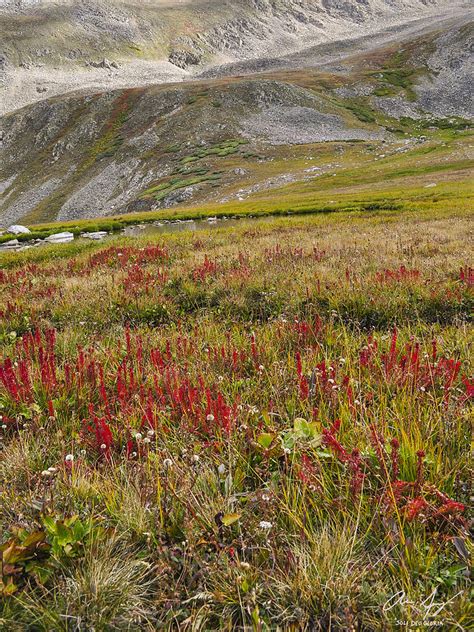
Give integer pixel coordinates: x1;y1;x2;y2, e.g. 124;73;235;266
322;420;349;463
349;449;365;498
390;438;400;481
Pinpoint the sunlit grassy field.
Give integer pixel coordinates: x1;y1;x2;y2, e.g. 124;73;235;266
0;208;472;630
2;124;472;245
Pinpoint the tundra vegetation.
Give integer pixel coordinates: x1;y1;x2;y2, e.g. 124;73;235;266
0;2;473;629
0;206;472;630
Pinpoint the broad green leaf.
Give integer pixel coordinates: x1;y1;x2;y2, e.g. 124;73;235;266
54;522;73;546
72;520;87;541
1;580;18;596
294;418;322;444
22;531;46;549
293;417;309;434
64;515;79;529
257;433;274;449
309;433;322;447
63;544;74;556
41;516;57;535
2;542;25;564
221;513;241;526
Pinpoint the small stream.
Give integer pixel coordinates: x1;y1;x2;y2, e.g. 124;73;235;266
121;217;242;237
0;216;268;253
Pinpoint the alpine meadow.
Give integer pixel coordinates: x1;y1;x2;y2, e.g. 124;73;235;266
0;1;472;630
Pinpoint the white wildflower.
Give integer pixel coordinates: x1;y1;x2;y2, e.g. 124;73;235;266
259;521;273;530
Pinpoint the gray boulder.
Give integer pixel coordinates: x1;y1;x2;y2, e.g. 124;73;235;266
45;231;74;243
7;224;31;234
0;239;20;250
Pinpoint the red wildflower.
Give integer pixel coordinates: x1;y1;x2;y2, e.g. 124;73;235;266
390;438;400;481
322;420;349;463
435;501;465;516
405;497;429;521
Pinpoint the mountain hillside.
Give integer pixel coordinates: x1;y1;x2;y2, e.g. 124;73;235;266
1;12;472;226
0;0;466;114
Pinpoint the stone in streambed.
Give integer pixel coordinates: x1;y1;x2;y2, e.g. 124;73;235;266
7;224;31;234
44;232;74;243
81;231;108;240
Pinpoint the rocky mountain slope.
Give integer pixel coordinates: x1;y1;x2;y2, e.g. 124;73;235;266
0;2;472;226
0;0;467;114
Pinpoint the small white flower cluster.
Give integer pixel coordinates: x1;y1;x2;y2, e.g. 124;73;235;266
259;520;273;530
41;466;58;478
135;431;153;445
